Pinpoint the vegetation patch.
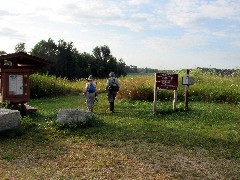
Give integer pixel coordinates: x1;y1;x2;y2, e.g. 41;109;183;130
0;93;239;179
30;69;240;104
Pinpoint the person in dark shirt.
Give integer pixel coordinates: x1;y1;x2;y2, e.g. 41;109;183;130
105;72;119;113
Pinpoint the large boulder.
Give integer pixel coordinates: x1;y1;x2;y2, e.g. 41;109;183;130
0;108;21;132
56;109;92;125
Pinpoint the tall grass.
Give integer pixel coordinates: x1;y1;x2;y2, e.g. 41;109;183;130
29;69;240;104
30;73;72;98
190;69;240;103
117;76;154;101
117;69;240;104
30;73;108;98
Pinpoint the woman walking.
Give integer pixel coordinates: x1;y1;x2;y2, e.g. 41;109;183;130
83;75;97;112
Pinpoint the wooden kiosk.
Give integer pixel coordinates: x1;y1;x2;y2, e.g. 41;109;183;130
0;52;51;113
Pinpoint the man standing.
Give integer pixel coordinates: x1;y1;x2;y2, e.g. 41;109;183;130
106;72;119;113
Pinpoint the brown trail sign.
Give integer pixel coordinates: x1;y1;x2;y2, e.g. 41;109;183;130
155;73;178;90
153;73;178;113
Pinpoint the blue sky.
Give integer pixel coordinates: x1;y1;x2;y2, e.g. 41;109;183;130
0;0;239;70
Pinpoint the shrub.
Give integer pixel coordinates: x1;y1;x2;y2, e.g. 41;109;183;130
30;73;73;98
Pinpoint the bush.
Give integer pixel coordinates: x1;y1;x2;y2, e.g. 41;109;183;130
30;73;74;98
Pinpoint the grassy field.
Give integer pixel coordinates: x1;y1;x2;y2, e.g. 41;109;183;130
30;69;240;104
0;94;239;179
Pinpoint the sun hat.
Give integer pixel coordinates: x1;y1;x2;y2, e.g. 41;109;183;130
88;75;93;81
109;72;115;77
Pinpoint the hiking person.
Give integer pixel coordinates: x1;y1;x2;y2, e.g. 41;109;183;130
83;75;97;112
106;72;119;113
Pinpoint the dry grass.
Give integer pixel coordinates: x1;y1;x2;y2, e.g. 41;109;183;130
0;138;239;179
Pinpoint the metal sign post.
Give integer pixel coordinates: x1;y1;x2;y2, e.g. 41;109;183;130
182;69;195;111
185;69;189;110
153;73;158;113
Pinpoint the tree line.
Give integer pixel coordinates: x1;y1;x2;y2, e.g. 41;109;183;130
32;39;127;79
1;39;127;80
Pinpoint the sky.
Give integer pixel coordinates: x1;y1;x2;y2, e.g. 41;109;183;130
0;0;240;70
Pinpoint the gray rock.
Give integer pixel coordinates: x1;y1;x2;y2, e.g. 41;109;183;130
56;109;92;125
0;108;21;132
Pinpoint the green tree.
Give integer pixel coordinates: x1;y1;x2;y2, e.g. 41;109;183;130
93;46;103;61
55;39;78;80
31;38;59;75
14;42;26;53
75;52;94;78
31;39;127;79
92;45;121;77
116;58;127;76
0;51;7;55
100;45;111;60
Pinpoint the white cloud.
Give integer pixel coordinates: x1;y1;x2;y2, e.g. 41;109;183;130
166;0;239;27
128;0;150;5
142;33;207;51
0;28;22;38
58;1;150;32
229;41;240;47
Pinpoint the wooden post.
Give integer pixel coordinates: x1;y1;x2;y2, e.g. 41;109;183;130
184;69;190;111
173;90;177;111
153;73;157;114
153;74;157;114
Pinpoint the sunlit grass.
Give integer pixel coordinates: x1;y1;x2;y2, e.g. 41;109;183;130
3;70;237;178
30;69;240;104
0;94;239;179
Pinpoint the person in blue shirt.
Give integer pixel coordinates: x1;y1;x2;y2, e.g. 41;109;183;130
83;75;97;112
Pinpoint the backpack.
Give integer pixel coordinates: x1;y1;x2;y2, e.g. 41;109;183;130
109;78;119;92
87;82;96;93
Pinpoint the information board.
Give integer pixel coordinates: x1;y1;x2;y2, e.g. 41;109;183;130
182;77;195;85
156;73;178;90
9;75;23;95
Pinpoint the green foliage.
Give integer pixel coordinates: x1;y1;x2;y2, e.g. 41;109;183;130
18;95;240;160
117;75;154;101
0;101;12;109
189;69;240;104
29;70;240;104
117;69;240;104
30;73;73;98
0;50;7;55
14;42;26;53
29;73;112;98
31;39;127;79
0;94;239;178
